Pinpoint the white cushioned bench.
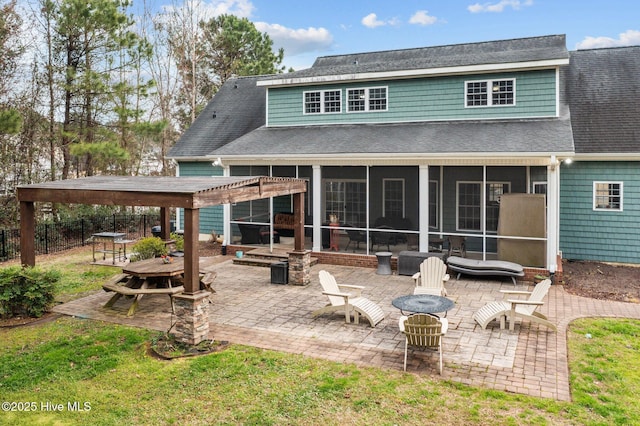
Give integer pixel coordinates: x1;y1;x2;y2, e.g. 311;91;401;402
446;256;524;285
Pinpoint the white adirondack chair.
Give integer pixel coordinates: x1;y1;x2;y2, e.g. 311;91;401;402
472;279;556;331
312;270;385;327
411;257;449;296
398;313;448;373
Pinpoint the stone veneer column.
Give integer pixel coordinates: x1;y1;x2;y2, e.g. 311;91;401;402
288;250;311;286
172;291;210;345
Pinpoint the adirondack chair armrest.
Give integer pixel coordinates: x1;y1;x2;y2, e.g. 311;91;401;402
443;274;450;282
337;284;364;290
506;299;544;306
322;290;353;299
500;290;532;296
411;272;420;281
337;284;364;296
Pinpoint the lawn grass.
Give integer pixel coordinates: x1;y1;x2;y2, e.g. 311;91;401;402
1;249;639;425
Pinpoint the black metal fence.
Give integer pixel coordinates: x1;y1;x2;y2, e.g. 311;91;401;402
0;213;161;262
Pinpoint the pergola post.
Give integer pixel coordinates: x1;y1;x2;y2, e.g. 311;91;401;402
173;207;210;345
182;208;200;294
20;201;36;267
288;192;311;285
160;207;171;241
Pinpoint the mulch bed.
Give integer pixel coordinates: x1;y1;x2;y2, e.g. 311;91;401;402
562;259;640;303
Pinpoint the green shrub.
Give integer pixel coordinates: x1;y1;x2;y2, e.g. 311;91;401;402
0;266;60;318
171;232;184;251
130;237;167;261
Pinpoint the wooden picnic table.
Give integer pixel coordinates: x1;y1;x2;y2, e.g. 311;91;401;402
102;257;217;316
103;257;185;316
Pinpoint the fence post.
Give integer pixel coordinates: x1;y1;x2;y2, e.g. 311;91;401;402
81;218;85;245
45;223;49;254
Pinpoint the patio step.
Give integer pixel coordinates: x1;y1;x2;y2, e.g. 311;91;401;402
232;249;318;267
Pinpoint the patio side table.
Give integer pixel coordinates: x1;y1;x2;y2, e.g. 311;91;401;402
375;251;393;275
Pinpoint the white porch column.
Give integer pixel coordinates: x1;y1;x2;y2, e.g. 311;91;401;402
546;157;559;273
312;165;322;252
222;165;231;246
418;165;430;252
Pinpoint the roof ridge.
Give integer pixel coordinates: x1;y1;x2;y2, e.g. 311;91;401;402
313;34;566;64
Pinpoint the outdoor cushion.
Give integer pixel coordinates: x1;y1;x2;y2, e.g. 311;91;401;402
446;256;523;273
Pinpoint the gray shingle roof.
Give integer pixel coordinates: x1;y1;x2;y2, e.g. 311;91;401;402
167;76;267;158
275;34;568;80
565;46;640;154
212;117;574;157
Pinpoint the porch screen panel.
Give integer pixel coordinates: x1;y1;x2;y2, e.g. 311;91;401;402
325;181;366;226
457;182;510;231
458;183;481;230
486;183;509;231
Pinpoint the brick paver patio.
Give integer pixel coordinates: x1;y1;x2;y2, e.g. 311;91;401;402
54;258;640;402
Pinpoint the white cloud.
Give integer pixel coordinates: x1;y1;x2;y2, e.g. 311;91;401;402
576;30;640;49
468;0;533;13
158;0;254;23
409;10;438;26
362;13;385;28
255;22;334;56
203;0;254;17
361;12;401;28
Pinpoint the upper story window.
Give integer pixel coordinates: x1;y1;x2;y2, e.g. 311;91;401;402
347;87;388;112
304;90;341;114
465;79;515;107
593;182;623;211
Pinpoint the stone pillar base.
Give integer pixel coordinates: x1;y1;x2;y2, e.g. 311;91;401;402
288;250;311;286
172;291;210;345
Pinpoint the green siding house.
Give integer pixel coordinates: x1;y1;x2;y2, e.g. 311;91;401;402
168;34;640;271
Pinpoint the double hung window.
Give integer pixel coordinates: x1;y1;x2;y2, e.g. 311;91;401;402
304;90;342;114
347;87;387;112
465;79;515;107
383;179;405;218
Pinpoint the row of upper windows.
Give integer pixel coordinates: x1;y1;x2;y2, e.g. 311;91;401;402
304;87;388;114
302;79;516;115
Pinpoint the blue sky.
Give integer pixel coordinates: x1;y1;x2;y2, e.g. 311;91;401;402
183;0;640;70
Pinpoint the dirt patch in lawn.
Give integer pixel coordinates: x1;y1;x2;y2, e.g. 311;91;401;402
562;259;640;303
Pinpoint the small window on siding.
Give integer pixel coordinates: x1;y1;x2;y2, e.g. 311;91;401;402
593;182;623;211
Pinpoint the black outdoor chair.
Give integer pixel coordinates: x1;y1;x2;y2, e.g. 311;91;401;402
370;225;394;251
344;224;367;252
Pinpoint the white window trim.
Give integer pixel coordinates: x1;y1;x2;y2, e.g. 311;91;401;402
346;86;388;113
464;78;516;108
303;89;342;115
321;178;367;226
429;179;439;229
533;181;547;194
382;178;405;217
456;181;511;232
593;181;624;211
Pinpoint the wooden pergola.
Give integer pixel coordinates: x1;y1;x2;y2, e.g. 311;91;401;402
17;176;308;294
